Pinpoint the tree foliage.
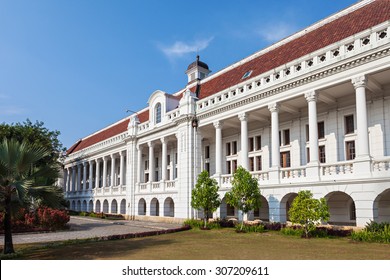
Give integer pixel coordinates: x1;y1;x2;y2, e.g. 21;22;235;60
288;190;330;238
225;166;262;230
191;170;221;228
0;119;65;167
0;138;64;254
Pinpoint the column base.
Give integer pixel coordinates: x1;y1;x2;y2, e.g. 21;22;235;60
353;156;372;178
268;167;280;184
306;162;320;181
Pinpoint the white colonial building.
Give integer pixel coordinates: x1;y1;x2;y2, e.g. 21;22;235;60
63;0;390;227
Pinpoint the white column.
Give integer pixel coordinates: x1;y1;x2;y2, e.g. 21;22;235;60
239;113;249;170
82;162;87;190
102;156;108;188
148;142;154;182
77;164;82;191
305;91;319;164
137;145;142;183
111;154;116;187
120;151;125;186
71;166;76;192
214;121;223;175
161;137;167;181
95;159;101;188
352;76;370;159
268;103;280;168
89;160;94;189
63;168;68;192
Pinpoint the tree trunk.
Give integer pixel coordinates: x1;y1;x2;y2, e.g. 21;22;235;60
3;196;15;254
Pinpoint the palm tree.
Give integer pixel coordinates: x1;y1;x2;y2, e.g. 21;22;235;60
0;138;63;254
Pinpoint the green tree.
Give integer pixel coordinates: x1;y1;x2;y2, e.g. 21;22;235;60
225;166;262;231
191;170;221;228
0;138;63;254
288;190;330;238
0;119;65;167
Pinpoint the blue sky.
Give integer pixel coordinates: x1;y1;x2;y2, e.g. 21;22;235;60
0;0;358;149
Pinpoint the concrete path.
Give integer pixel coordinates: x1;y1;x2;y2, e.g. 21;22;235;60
0;216;183;245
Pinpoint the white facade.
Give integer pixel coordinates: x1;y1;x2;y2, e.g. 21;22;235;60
63;0;390;227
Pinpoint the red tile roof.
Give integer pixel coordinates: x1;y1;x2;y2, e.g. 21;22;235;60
196;0;390;99
67;0;390;155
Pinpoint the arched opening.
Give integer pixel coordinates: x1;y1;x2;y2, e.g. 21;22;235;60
82;200;87;212
138;198;146;215
88;200;93;212
71;201;76;211
120;199;126;215
111;199;118;214
95;200;101;213
155;103;162;124
253;195;269;221
76;200;81;211
103;199;109;213
150;198;160;216
325;191;356;226
373;189;390;223
220;197;237;219
280;192;298;222
164;197;174;217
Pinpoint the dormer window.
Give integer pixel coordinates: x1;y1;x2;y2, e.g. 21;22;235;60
155;103;162;124
242;70;252;79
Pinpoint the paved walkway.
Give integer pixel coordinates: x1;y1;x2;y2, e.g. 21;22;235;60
0;216;183;245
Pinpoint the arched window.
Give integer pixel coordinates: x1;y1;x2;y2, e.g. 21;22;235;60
155;103;162;124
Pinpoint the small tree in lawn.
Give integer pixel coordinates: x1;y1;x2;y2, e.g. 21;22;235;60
191;170;221;228
225;166;261;231
288;190;330;238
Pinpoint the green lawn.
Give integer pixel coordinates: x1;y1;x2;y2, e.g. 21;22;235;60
5;228;390;260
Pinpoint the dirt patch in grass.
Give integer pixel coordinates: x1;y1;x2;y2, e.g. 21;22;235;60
7;228;390;260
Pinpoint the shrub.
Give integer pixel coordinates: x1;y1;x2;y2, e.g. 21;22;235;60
263;222;284;231
184;219;221;229
351;223;390;243
235;224;265;233
281;227;304;236
364;221;390;233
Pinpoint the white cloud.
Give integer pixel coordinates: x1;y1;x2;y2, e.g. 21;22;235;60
160;37;214;58
257;22;298;43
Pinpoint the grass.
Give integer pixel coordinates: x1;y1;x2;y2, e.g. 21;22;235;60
3;228;390;260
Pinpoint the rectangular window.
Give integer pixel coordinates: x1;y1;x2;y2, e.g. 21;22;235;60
205;162;210;173
145;160;149;170
280;151;291;168
249;157;254;171
256;136;261;150
249;137;254;152
226;161;231;174
346;141;356;160
175;153;178;163
155;171;159;181
226;143;231;156
232;141;237;155
167;155;171;164
306;124;309;142
279;131;282;146
345;115;354;134
155;157;159;168
256;156;262;171
318;121;325;139
284;129;290;145
145;173;149;182
306;147;310;163
232;160;238;173
319;145;326;163
205;146;210;159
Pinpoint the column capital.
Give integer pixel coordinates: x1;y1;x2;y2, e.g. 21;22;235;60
160;137;166;144
213;120;223;129
268;103;280;113
304;91;317;103
120;150;126;156
111;154;116;159
238;112;248;122
148;141;155;148
83;161;87;167
95;158;101;163
351;75;367;89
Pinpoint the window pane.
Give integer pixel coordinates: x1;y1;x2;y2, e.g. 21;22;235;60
318;121;325;139
155;103;162;124
345;115;354;134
